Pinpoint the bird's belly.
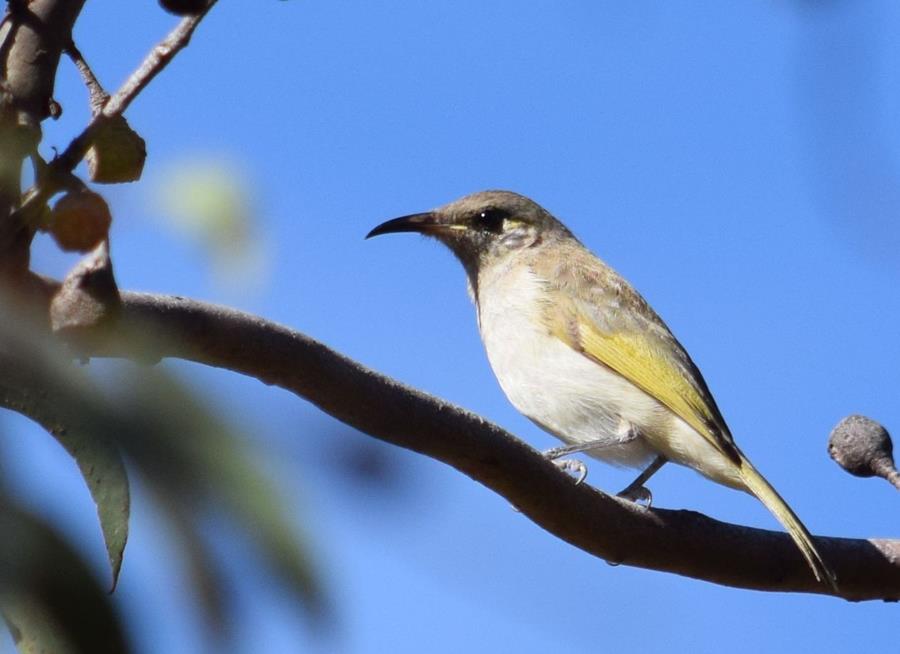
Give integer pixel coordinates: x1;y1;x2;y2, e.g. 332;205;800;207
477;273;664;468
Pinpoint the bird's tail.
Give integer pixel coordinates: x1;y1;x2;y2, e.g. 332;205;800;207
738;457;838;592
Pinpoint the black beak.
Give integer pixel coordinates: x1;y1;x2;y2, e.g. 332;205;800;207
366;212;446;239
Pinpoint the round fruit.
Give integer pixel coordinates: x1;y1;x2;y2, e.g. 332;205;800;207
50;190;112;252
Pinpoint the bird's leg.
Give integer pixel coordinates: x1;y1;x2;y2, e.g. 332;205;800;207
616;455;667;507
542;423;641;486
542;441;606;460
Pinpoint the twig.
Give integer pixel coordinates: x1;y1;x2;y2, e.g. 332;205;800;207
14;1;218;225
94;2;216;124
65;40;108;113
29;285;898;601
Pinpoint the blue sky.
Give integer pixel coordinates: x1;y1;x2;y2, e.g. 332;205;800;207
4;1;900;652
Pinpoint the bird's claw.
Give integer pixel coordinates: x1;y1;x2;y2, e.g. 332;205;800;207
549;457;588;485
617;484;652;507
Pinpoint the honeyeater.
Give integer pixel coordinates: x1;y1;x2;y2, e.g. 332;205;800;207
367;189;836;590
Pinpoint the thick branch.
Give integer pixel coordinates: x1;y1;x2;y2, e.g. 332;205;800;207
0;0;87;273
41;290;895;601
0;0;86;119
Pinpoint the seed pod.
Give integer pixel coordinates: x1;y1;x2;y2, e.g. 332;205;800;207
50;190;112;253
86;115;146;184
829;415;900;490
158;0;209;16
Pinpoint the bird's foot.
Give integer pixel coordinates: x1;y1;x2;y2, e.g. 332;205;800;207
615;455;667;507
553;458;588;485
616;483;652;507
542;447;589;485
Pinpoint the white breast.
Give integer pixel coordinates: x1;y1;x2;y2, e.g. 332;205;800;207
474;263;662;468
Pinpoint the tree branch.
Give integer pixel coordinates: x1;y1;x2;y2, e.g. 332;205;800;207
0;0;88;274
12;1;218;236
55;1;216;171
0;0;86;118
43;289;898;602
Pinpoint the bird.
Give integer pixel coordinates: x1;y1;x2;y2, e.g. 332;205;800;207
366;189;837;590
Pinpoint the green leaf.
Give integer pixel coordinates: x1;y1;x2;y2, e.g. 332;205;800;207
0;500;131;654
50;425;130;590
0;358;131;591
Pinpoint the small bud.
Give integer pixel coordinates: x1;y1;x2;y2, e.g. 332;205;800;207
48;99;62;119
829;415;900;490
158;0;209;16
50;190;112;253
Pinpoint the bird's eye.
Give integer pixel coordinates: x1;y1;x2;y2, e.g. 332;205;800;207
477;208;508;233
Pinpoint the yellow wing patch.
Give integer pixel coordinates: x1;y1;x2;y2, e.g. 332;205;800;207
551;312;734;458
579;325;713;434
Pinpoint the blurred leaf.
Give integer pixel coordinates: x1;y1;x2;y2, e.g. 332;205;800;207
155;157;268;290
0;295;324;645
5;596;79;654
0;298;324;635
157;500;230;634
116;367;325;622
0;332;130;591
159;159;250;241
0;500;131;654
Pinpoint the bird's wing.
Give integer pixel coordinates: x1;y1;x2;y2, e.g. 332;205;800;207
538;253;739;460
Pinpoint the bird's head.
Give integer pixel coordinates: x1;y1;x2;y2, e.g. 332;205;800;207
366;190;572;276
